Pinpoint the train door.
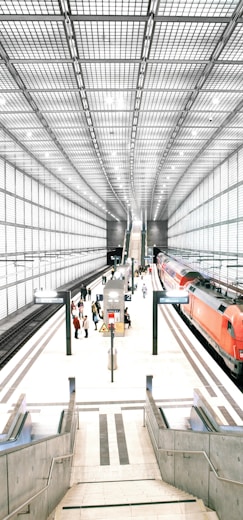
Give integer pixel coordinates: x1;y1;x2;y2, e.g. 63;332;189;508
221;315;235;355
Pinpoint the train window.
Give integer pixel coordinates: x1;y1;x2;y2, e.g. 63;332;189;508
218;304;227;313
189;286;196;292
227;321;235;338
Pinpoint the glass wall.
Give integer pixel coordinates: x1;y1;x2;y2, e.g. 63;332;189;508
167;146;243;285
0;158;107;320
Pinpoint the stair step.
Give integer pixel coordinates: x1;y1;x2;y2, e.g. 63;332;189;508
52;482;219;520
54;501;218;520
62;479;196;505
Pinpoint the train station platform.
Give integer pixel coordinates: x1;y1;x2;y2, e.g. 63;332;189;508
0;267;242;519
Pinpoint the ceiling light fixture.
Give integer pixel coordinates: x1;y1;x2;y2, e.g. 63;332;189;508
105;94;113;106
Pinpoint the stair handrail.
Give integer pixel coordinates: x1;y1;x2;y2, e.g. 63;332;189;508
146;404;243;488
2;451;74;520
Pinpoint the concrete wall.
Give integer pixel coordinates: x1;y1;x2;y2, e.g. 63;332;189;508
145;390;243;520
0;433;72;520
0;385;77;519
107;221;127;248
106;220;168;257
147;220;167;248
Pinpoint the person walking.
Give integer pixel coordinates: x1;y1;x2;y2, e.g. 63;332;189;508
73;314;81;339
142;283;147;298
124;307;131;328
83;315;89;338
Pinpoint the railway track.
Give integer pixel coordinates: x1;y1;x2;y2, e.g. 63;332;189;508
0;266;109;370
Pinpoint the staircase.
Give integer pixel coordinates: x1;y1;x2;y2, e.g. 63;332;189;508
129;221;142;267
49;406;219;520
52;478;219;519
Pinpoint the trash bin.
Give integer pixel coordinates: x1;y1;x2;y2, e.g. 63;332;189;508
108;348;117;370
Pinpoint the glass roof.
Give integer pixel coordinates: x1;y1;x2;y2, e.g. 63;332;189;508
0;0;242;222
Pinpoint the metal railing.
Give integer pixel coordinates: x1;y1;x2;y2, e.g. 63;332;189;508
2;451;74;520
146;409;243;488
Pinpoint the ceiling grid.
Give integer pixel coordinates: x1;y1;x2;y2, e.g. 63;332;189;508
0;0;242;222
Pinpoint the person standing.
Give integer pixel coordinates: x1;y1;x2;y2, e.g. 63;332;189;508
142;283;147;298
95;298;102;318
83;315;89;338
71;300;76;318
94;313;99;330
91;302;98;322
77;298;84;319
73;314;81;339
83;286;87;301
91;301;98;329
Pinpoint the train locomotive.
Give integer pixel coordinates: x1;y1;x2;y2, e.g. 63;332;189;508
156;253;243;378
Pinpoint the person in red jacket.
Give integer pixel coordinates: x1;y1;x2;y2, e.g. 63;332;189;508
73;315;80;339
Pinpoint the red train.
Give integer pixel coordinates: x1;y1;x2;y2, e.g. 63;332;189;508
156;253;243;378
157;253;203;289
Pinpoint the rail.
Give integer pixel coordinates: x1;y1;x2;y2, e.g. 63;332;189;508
1;394;26;440
146;386;243;520
2;451;74;520
0;265;110;370
146;411;243;488
0;304;62;369
1;378;78;519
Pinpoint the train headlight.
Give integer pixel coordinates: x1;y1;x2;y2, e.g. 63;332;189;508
239;350;243;359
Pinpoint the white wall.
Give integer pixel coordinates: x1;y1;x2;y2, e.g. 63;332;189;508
167;146;243;285
0;158;107;320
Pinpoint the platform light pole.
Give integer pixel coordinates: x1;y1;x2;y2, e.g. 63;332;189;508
110;323;115;383
132;257;135;294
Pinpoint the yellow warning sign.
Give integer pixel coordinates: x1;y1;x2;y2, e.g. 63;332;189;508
99;322;109;332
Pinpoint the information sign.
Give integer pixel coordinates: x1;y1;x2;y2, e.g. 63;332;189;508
157;290;189;304
34;297;64;304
